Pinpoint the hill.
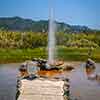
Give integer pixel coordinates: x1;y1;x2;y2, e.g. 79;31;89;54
0;16;94;33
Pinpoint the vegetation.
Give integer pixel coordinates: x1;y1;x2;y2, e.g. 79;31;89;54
0;30;47;48
0;47;100;63
0;17;100;63
0;16;92;33
0;48;47;63
0;30;100;48
57;46;100;62
0;25;100;63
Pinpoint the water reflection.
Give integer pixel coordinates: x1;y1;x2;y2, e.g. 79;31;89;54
85;67;96;80
96;74;100;83
85;64;100;84
69;63;100;100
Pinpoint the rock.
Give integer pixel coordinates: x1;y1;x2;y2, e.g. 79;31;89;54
19;61;39;77
62;63;74;71
17;78;70;100
85;58;96;69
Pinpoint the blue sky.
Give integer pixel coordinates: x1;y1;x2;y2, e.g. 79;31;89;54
0;0;99;29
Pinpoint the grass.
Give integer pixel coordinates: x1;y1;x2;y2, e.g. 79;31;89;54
0;46;100;64
0;48;47;63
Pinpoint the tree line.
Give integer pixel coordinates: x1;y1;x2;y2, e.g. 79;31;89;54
0;30;100;49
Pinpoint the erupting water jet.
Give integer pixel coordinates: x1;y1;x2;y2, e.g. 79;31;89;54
48;0;56;65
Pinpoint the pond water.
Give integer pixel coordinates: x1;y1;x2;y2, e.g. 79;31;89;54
0;63;100;100
0;64;19;100
69;63;100;100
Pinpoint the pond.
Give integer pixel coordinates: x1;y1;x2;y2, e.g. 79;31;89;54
0;63;100;100
69;63;100;100
0;63;19;100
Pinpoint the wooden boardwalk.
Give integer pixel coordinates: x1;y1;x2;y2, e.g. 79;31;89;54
18;78;69;100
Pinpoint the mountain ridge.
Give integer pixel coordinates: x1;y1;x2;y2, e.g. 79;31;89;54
0;16;95;33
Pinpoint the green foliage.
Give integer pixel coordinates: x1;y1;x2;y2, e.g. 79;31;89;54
0;48;47;63
0;47;100;63
0;30;100;49
56;32;100;48
0;30;47;48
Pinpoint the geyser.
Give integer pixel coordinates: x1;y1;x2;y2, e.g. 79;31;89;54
48;2;56;64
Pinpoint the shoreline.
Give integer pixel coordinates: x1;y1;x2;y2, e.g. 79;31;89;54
0;60;83;66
